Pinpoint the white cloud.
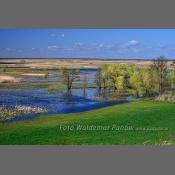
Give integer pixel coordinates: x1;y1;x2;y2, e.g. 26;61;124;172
120;40;140;48
98;43;114;50
99;43;104;48
90;43;114;51
50;33;65;38
5;48;16;51
48;45;63;50
48;45;56;49
74;42;83;46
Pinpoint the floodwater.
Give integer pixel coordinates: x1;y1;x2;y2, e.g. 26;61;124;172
0;69;129;122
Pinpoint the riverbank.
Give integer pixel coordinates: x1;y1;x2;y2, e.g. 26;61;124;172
0;100;174;145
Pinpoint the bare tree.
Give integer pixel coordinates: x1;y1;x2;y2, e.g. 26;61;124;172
95;65;108;89
150;56;168;93
82;75;87;89
95;68;102;89
82;75;87;97
59;67;80;90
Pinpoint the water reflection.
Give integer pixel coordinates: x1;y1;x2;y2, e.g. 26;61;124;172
0;69;130;122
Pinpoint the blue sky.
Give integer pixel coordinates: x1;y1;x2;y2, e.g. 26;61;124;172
1;29;175;59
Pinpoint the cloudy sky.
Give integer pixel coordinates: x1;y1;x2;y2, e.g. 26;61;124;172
1;29;175;59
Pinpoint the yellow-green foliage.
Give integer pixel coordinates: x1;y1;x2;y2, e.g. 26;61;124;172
168;68;175;88
98;63;157;97
106;64;128;90
130;70;143;96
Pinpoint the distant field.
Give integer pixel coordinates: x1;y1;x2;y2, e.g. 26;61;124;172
0;58;174;69
0;100;174;145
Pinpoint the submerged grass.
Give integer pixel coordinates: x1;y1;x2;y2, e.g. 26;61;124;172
0;100;174;145
0;82;51;89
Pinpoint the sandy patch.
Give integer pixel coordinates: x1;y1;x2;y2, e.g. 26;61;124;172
0;75;21;83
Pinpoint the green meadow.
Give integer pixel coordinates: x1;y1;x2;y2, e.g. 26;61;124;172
0;100;174;145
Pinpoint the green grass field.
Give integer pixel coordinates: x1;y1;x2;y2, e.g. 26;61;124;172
0;100;174;145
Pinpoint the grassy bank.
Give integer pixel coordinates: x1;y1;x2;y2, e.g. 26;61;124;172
0;100;175;145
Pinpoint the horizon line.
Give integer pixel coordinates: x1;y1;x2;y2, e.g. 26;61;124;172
0;57;175;61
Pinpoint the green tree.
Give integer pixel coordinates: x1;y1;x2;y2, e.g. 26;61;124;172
168;68;175;89
142;69;155;96
107;64;128;91
127;64;137;76
130;69;144;97
115;75;126;94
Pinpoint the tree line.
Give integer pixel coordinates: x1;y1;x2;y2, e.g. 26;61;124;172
57;56;175;97
95;56;175;97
